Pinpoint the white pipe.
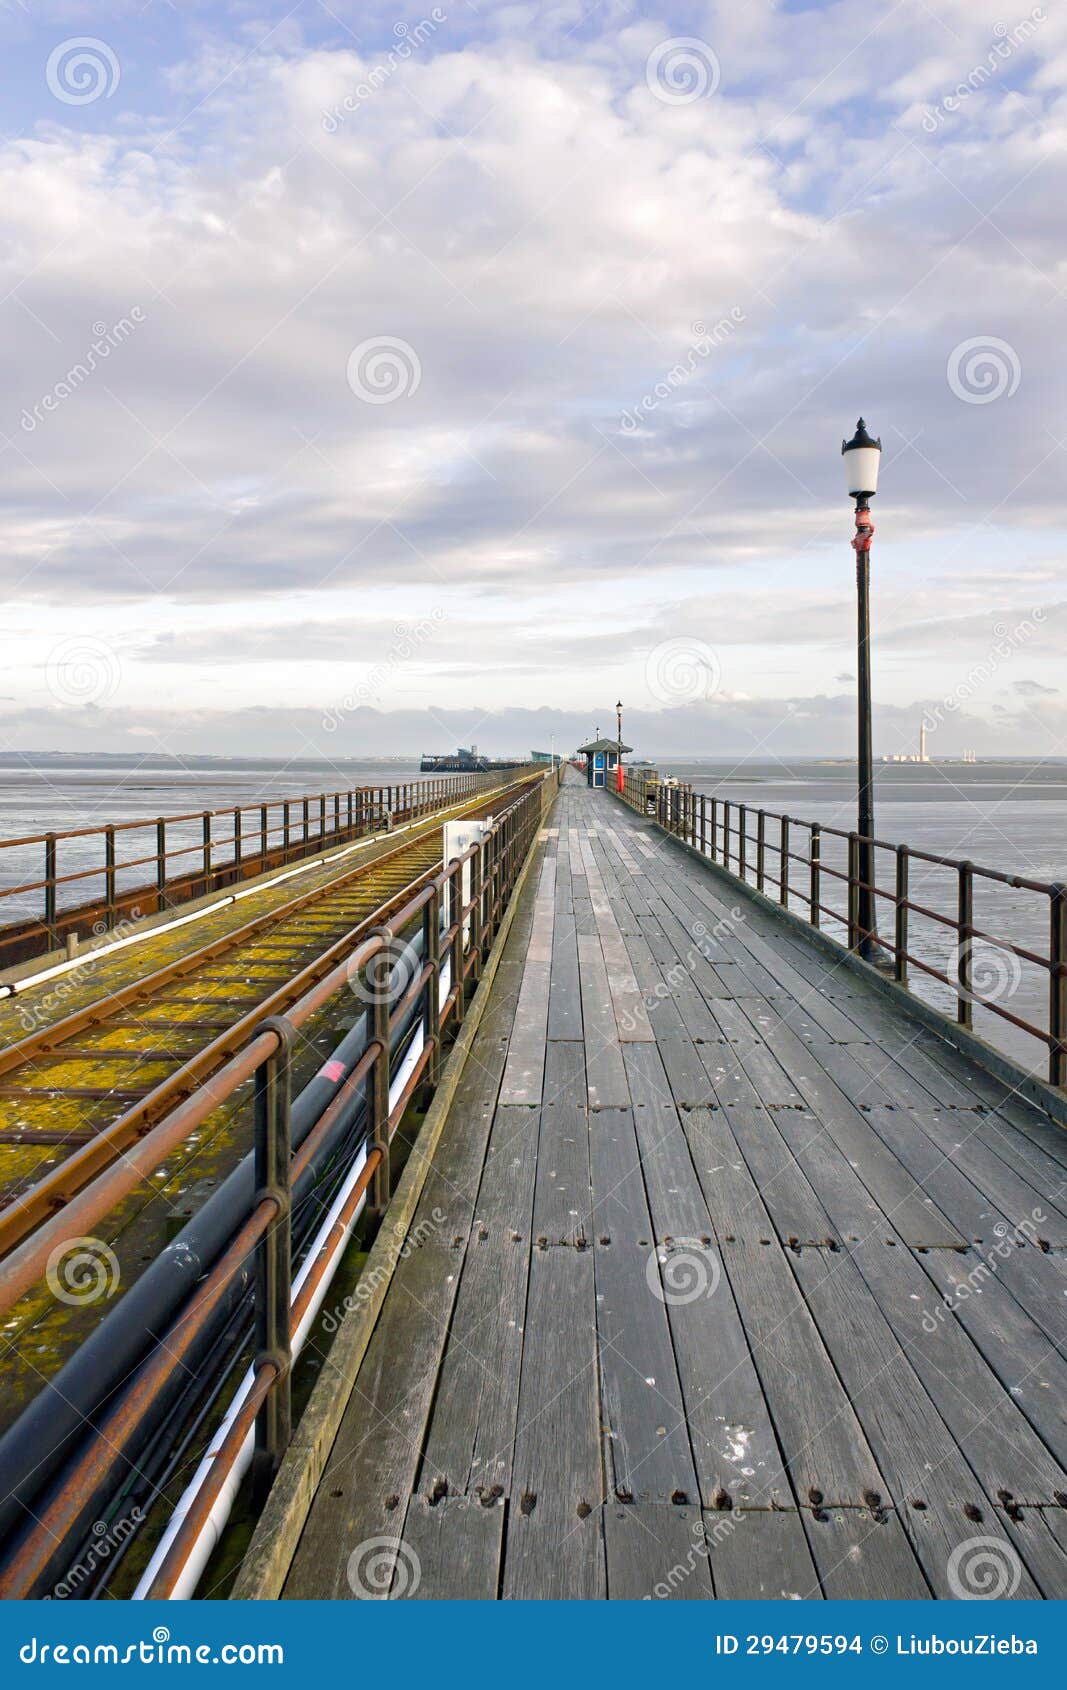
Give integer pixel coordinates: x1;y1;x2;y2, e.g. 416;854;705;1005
131;1013;430;1599
1;780;507;1000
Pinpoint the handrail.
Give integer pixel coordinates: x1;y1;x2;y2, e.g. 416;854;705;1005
0;771;514;969
618;767;1067;1089
0;762;562;1600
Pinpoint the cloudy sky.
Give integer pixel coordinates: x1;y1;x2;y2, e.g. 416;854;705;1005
1;0;1066;761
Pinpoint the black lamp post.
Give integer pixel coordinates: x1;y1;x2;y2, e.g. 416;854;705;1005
616;700;624;792
841;418;890;968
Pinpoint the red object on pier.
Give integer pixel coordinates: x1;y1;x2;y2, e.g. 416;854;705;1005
617;762;624;793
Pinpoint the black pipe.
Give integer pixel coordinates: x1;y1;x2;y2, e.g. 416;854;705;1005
0;930;429;1553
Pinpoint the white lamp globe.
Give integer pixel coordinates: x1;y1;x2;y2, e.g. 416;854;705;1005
841;417;882;499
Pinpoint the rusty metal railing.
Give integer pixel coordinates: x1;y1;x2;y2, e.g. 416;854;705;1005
618;769;1067;1090
0;773;501;970
0;765;560;1599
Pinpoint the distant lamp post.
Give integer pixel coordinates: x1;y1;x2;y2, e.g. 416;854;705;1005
841;418;890;968
616;700;625;792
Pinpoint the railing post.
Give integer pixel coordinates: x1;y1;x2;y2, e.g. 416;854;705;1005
756;810;766;893
104;827;116;930
202;813;212;890
252;1016;293;1505
738;805;747;882
1050;884;1067;1088
780;817;790;909
368;932;393;1216
422;884;441;1097
319;794;326;844
723;802;731;873
260;804;269;862
44;833;57;948
957;862;974;1028
283;800;291;853
810;824;820;927
847;832;859;947
709;797;718;863
895;844;909;984
449;863;464;1021
234;808;242;872
156;818;167;912
302;797;310;848
470;841;484;980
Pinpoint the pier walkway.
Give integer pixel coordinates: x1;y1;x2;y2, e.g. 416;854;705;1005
245;773;1067;1600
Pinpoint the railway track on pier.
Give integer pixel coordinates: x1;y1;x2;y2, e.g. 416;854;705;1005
0;777;532;1258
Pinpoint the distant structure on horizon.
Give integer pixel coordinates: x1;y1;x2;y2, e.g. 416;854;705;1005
882;720;932;764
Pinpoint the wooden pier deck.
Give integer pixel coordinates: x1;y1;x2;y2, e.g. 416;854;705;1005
262;773;1067;1600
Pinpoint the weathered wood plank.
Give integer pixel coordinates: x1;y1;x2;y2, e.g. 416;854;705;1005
503;1245;606;1599
395;1496;504;1599
605;1503;713;1599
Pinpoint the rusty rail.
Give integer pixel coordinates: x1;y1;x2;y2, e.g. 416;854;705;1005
619;768;1067;1089
0;772;502;970
0;764;559;1599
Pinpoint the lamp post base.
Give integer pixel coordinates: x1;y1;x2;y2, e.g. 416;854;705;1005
857;933;895;974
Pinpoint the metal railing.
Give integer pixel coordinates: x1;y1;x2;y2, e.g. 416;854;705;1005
0;773;499;970
619;768;1067;1089
0;764;559;1600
